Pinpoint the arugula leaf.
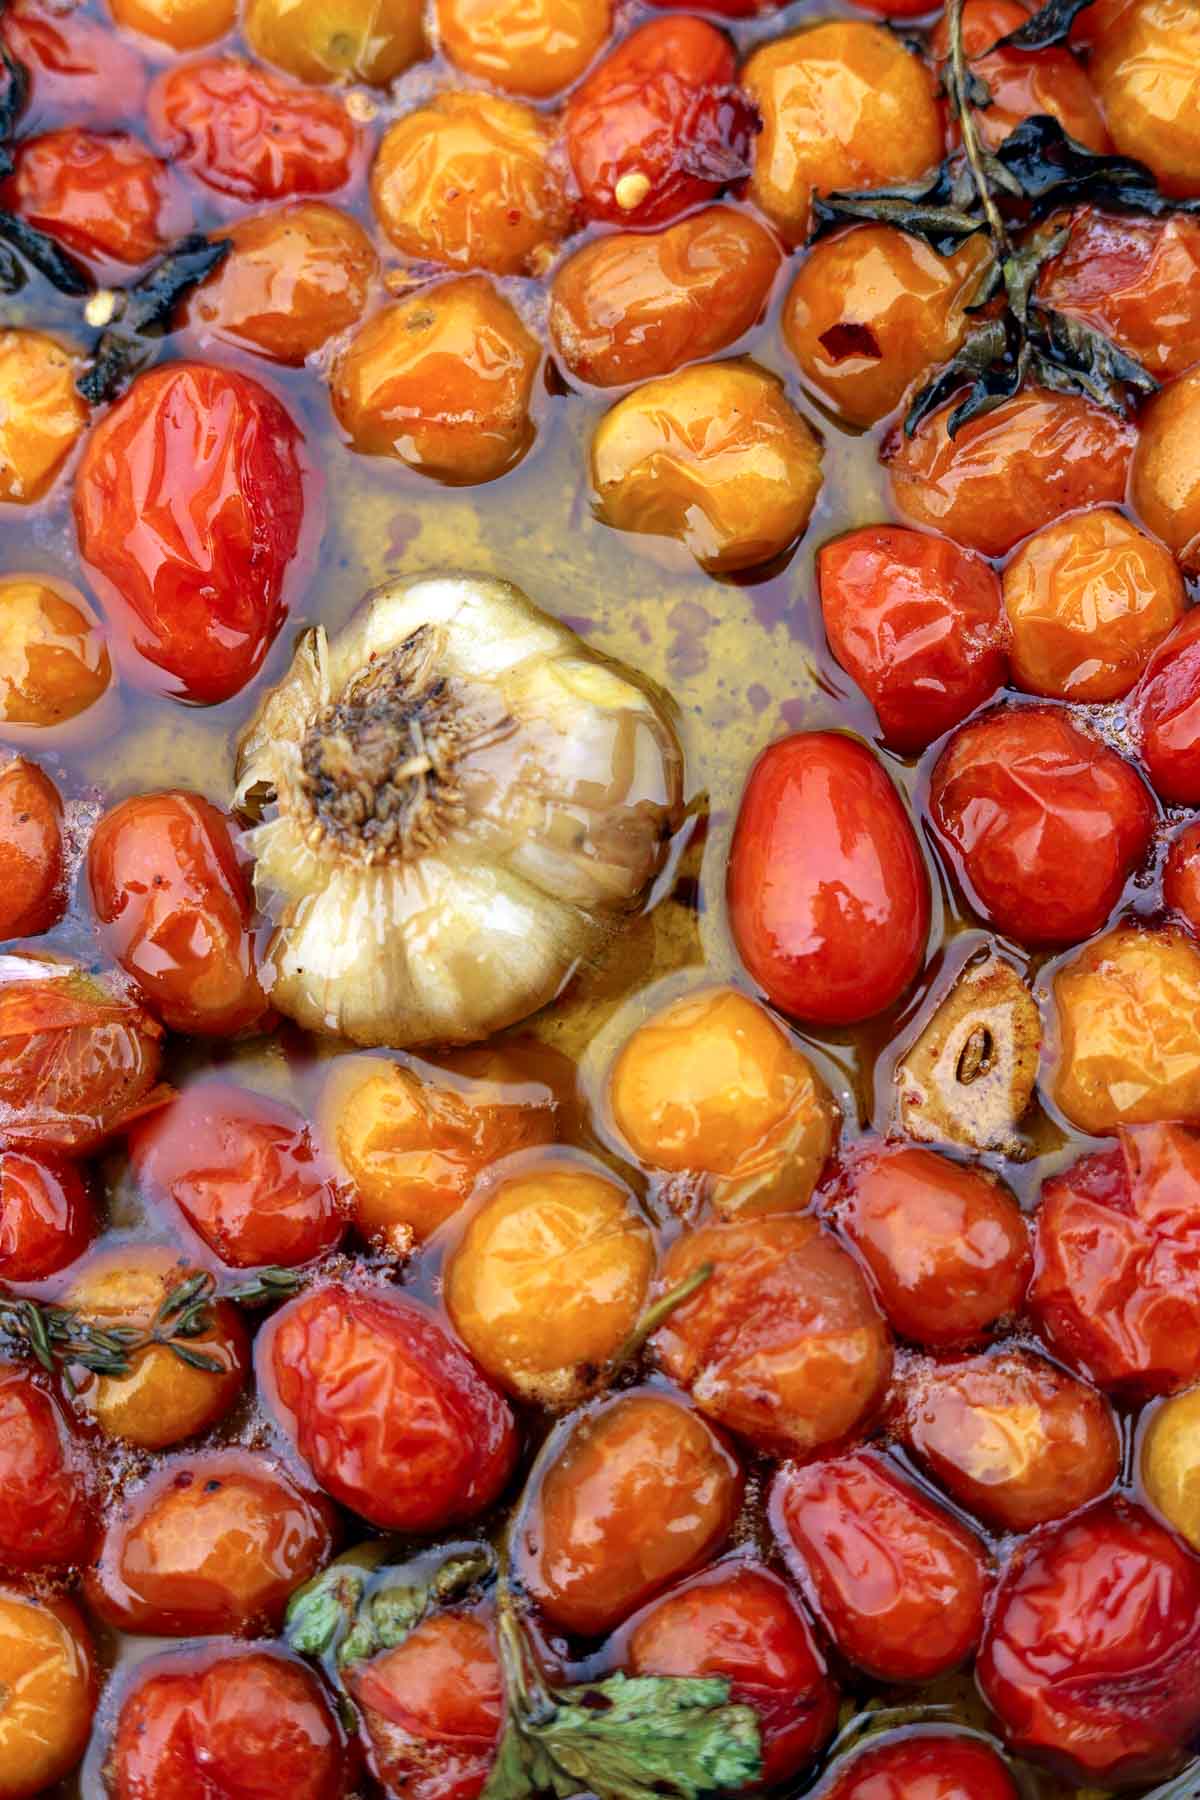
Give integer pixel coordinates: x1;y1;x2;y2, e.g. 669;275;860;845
989;0;1096;48
78;233;231;405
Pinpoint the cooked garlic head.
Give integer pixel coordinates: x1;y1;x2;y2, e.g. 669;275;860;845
234;573;685;1046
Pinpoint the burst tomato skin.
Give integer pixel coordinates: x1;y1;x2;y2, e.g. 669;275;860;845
1;0;147;132
74;363;307;706
3;129;185;272
728;732;930;1026
564;17;756;228
349;1609;502;1800
0;1147;93;1283
978;1500;1200;1784
0;757;64;939
1133;610;1200;804
813;1730;1022;1800
258;1285;517;1532
0;1363;94;1572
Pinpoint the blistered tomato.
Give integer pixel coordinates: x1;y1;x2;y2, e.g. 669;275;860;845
244;0;425;85
515;1388;743;1636
110;0;236;50
1092;0;1200;198
0;1147;93;1282
1134;612;1200;802
0;329;88;506
133;1081;344;1270
929;707;1155;947
1165;820;1200;931
3;129;185;271
1;0;146;132
1132;369;1200;572
1039;208;1200;379
624;1563;838;1785
979;1501;1200;1783
817;525;1006;751
813;1731;1021;1800
0;575;110;734
728;732;929;1026
438;0;611;98
770;1451;990;1682
0;758;63;938
0;1364;94;1571
349;1609;501;1800
0;1592;94;1800
259;1284;516;1531
932;0;1109;151
74;362;307;705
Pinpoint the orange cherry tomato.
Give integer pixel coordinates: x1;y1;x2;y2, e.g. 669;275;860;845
0;329;88;507
111;0;236;51
0;1591;95;1800
932;0;1110;152
87;791;268;1037
437;0;612;98
74;363;308;705
1091;0;1200;199
350;1608;502;1800
0;1146;93;1282
1164;819;1200;932
0;1363;94;1572
0;757;64;938
1132;368;1200;573
814;1732;1021;1800
3;129;187;271
0;575;110;733
1039;208;1200;380
1;0;146;132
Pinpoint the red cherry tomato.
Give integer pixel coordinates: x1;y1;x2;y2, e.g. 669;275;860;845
770;1451;990;1682
1;0;147;132
3;129;186;271
148;54;359;204
133;1080;344;1270
258;1284;517;1531
74;363;308;705
1164;819;1200;932
113;1645;352;1800
728;731;930;1026
1133;610;1200;805
929;705;1155;947
1039;208;1200;380
932;0;1110;152
350;1608;502;1800
0;1146;93;1283
978;1501;1200;1784
817;525;1008;753
564;18;757;227
0;1363;94;1571
0;757;64;940
624;1562;839;1785
813;1730;1021;1800
88;792;269;1036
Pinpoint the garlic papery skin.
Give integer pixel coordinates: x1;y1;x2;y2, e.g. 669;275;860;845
234;573;686;1047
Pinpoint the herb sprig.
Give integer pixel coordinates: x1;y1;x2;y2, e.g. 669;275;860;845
78;233;232;405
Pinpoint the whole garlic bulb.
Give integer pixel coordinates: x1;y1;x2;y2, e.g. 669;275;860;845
234;573;685;1047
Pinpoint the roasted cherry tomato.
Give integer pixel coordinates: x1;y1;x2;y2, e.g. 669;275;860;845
0;1591;95;1800
437;0;611;98
349;1608;501;1800
133;1081;344;1270
1164;819;1200;932
0;328;88;506
1133;611;1200;802
113;1645;351;1800
770;1451;990;1682
1039;208;1200;379
1;0;146;132
0;1363;94;1572
0;757;64;938
928;706;1155;948
817;525;1007;752
110;0;236;50
259;1284;516;1532
244;0;425;85
824;1139;1030;1347
932;0;1109;151
0;575;110;733
728;732;930;1026
624;1562;838;1785
812;1730;1021;1800
3;129;185;271
515;1388;743;1636
74;362;307;705
86;1449;336;1637
564;17;755;228
1132;366;1200;572
978;1501;1200;1784
654;1213;892;1457
0;1146;93;1282
148;55;359;204
1092;0;1200;198
1142;1386;1200;1552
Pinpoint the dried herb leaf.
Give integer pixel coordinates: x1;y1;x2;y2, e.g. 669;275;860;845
0;44;28;178
287;1546;495;1672
903;317;1012;436
810;159;985;254
991;0;1095;48
78;233;231;405
0;209;90;295
995;114;1200;219
1029;303;1160;409
224;1266;307;1307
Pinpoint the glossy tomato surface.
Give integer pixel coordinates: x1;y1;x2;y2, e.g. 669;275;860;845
349;1608;502;1800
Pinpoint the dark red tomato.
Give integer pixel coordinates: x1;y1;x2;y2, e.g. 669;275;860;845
0;1363;94;1571
3;129;186;270
770;1451;990;1682
1;0;147;132
932;0;1109;152
148;55;359;204
1164;819;1200;932
624;1562;839;1785
564;18;756;228
1133;610;1200;805
817;526;1007;754
258;1285;516;1532
113;1645;351;1800
1039;208;1200;380
133;1080;344;1270
88;792;268;1037
825;1139;1031;1347
1033;1123;1200;1395
728;732;930;1026
813;1730;1021;1800
929;706;1155;947
74;363;307;705
0;757;64;940
978;1501;1200;1784
0;958;164;1155
0;1147;93;1283
350;1609;502;1800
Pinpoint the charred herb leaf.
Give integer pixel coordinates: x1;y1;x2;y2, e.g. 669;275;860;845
990;0;1096;48
78;232;231;405
0;43;28;179
994;114;1200;219
810;158;986;254
0;210;90;295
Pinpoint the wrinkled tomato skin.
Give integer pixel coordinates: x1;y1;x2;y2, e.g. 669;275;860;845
728;731;930;1026
1039;208;1200;380
1;0;146;132
770;1451;989;1683
133;1081;344;1270
1164;819;1200;932
1133;611;1200;805
3;130;186;274
929;706;1156;948
88;792;268;1038
0;1363;94;1573
350;1608;502;1800
622;1562;838;1784
148;55;360;205
113;1644;352;1800
817;527;1007;753
813;1729;1022;1800
978;1501;1200;1784
0;757;64;940
564;18;755;228
258;1284;516;1532
933;0;1109;152
0;1147;93;1283
74;363;308;706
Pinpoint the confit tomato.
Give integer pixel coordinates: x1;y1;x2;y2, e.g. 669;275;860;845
111;0;236;51
1133;610;1200;804
728;732;929;1026
0;1592;95;1800
1132;365;1200;573
437;0;611;98
0;1364;94;1573
88;792;268;1037
978;1501;1200;1784
0;1146;93;1282
770;1451;990;1683
813;1731;1021;1800
1039;208;1200;380
1165;819;1200;932
113;1645;351;1800
1;0;146;132
0;574;110;733
0;329;88;507
3;129;186;272
817;526;1007;752
258;1285;516;1532
133;1081;344;1270
349;1609;502;1800
0;757;64;939
1091;0;1200;200
932;0;1109;152
74;363;308;705
624;1562;838;1785
564;17;756;228
928;706;1155;948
